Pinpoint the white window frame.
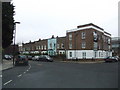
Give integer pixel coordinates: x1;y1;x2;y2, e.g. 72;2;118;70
81;32;86;39
69;43;72;49
44;45;46;50
57;44;59;49
69;52;72;57
82;42;86;49
61;43;64;49
82;52;86;59
69;34;72;41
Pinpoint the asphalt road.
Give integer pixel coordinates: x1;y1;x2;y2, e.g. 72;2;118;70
2;60;118;88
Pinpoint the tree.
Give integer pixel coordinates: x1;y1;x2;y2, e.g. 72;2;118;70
2;2;15;49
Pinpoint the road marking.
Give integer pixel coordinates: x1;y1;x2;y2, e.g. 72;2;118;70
17;74;22;77
0;75;2;78
23;72;26;74
4;80;12;85
28;64;31;70
26;70;29;72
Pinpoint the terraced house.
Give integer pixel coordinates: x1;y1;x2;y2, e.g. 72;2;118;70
19;23;112;60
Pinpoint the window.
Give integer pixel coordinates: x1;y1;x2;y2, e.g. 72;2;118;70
108;45;111;50
99;52;101;57
94;42;98;50
82;42;86;48
54;43;56;49
41;45;43;50
93;31;98;41
50;43;52;49
69;34;72;40
70;52;72;57
81;32;85;39
82;52;86;58
36;46;38;50
61;43;64;49
69;43;72;49
39;46;41;50
44;45;46;50
108;38;110;44
57;44;59;49
60;52;62;54
94;51;97;58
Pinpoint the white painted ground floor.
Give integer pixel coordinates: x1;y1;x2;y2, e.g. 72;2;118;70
66;50;112;59
21;50;112;60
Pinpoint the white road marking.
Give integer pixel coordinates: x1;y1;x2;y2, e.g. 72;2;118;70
26;70;29;72
23;72;26;74
29;64;31;69
17;74;22;77
4;80;12;85
0;75;2;78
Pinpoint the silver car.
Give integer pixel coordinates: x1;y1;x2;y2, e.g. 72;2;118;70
32;56;40;61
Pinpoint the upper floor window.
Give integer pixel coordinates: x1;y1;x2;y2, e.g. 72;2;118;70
44;45;46;50
57;44;59;49
36;46;38;50
81;32;86;39
41;45;43;50
69;34;72;40
94;42;98;50
69;43;72;49
82;42;86;49
39;46;41;50
93;31;98;41
108;38;110;44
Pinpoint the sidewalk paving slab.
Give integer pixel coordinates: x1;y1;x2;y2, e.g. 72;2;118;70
2;59;14;71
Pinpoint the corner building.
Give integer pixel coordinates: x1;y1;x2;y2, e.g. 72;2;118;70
66;23;112;60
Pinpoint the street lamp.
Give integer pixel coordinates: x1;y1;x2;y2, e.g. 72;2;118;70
13;22;20;66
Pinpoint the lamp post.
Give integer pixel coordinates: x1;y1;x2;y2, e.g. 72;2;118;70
13;22;20;66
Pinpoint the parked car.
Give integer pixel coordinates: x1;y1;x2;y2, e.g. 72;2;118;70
104;56;118;62
39;55;53;62
15;55;29;66
4;55;12;60
32;56;40;61
27;56;33;60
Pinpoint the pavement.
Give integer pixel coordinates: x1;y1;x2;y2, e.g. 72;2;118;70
60;60;105;63
1;59;13;71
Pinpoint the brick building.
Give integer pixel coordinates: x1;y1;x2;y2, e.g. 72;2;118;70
19;23;112;60
66;23;112;60
56;36;66;55
22;39;48;55
111;37;120;57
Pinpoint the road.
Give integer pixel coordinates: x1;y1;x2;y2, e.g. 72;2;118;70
2;60;118;88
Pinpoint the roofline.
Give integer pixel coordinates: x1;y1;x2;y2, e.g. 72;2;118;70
77;23;104;31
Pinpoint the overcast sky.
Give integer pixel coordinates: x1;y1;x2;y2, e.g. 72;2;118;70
12;0;119;44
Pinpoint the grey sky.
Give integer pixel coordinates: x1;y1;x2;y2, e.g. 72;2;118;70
12;0;119;44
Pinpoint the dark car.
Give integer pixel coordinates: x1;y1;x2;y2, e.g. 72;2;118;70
39;55;53;62
27;56;33;60
104;56;118;62
15;55;29;66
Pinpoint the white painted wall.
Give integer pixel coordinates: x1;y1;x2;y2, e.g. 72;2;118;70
58;50;65;54
66;50;112;59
